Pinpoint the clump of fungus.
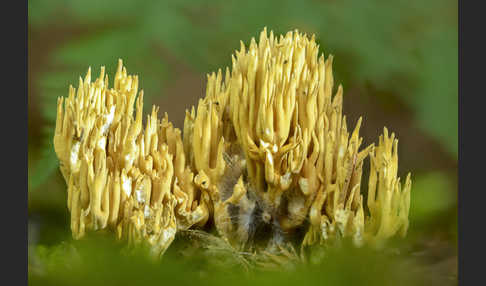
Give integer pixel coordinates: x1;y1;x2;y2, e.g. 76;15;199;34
54;60;209;257
53;28;411;259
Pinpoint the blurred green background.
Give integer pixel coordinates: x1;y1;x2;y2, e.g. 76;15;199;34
28;0;457;285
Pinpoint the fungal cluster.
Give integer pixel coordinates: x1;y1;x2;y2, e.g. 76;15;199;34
53;28;411;258
54;63;209;257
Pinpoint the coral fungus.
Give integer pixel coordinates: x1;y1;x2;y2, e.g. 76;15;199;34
53;28;411;257
54;61;208;257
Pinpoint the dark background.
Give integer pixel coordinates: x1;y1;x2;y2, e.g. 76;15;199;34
28;0;457;284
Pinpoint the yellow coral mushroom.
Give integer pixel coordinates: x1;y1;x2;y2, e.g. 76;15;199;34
54;60;208;257
365;128;411;244
185;28;411;249
53;28;412;257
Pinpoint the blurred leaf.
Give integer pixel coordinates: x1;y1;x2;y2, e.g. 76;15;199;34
28;128;58;192
409;172;455;227
28;0;64;26
414;27;458;157
28;0;142;26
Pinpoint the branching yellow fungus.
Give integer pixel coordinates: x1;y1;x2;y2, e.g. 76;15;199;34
54;60;208;257
53;28;412;257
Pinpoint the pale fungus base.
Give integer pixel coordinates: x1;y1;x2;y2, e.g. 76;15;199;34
53;28;412;260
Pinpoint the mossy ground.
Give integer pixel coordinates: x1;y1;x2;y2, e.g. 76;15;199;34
28;227;456;286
